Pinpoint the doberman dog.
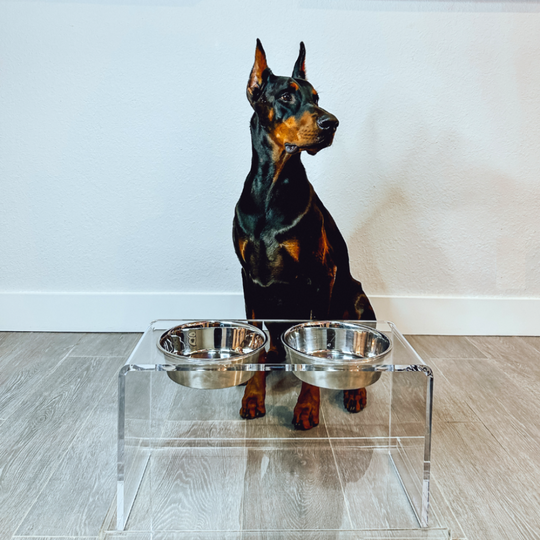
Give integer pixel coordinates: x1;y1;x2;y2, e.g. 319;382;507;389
233;40;376;431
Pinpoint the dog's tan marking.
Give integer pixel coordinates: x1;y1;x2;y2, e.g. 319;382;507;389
238;238;248;261
267;110;319;178
270;111;315;148
265;111;319;180
268;108;274;122
290;81;299;91
318;224;337;303
281;238;301;262
318;224;331;263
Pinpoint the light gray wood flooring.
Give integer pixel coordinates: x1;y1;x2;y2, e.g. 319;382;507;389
0;332;539;539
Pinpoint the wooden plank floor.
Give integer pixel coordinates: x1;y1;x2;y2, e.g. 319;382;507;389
0;332;538;540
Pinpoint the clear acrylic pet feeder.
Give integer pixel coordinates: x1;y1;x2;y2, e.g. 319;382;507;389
99;320;465;540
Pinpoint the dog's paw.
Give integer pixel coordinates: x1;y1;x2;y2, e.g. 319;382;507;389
240;378;266;420
240;393;266;419
292;398;320;431
343;388;367;413
240;375;266;419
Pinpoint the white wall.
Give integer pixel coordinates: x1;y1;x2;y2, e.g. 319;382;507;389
1;0;539;333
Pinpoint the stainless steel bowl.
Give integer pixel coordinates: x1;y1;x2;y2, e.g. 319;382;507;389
282;321;392;390
157;321;267;389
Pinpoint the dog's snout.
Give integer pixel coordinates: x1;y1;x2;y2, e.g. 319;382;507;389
317;114;339;131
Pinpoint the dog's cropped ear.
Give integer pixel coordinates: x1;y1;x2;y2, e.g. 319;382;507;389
292;42;306;80
247;39;271;106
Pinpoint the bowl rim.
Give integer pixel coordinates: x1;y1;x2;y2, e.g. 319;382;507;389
281;320;393;365
157;320;268;364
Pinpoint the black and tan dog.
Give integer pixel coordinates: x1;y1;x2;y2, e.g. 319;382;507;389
233;40;376;431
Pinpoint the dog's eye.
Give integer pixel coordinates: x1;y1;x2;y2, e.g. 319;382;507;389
280;93;293;102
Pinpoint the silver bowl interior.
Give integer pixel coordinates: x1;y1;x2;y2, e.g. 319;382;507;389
282;321;392;363
158;320;267;364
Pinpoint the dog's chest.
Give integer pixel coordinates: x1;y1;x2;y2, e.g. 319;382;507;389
236;216;304;287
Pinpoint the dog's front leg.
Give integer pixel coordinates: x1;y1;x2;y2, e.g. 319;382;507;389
238;271;268;419
292;382;320;430
239;321;287;419
240;362;267;419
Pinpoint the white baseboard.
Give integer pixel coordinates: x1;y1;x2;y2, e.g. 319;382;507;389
371;295;540;336
0;292;246;333
0;292;539;335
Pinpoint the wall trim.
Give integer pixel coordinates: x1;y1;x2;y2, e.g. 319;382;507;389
0;292;539;335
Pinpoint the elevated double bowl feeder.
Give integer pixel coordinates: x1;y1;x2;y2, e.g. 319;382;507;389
157;320;393;390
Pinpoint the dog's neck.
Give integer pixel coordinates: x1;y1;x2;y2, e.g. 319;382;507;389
243;114;311;212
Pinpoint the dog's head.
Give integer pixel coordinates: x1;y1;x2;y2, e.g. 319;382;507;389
247;39;339;157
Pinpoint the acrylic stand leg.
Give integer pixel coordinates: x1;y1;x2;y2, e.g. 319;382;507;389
117;364;155;530
390;365;434;528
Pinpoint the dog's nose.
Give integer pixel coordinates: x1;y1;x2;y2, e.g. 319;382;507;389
317;114;339;131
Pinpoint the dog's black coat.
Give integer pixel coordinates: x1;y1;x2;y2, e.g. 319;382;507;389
233;40;375;430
